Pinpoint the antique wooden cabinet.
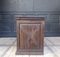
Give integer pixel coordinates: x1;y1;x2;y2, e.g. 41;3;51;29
16;17;45;55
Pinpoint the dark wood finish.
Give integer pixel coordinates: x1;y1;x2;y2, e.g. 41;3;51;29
16;17;45;55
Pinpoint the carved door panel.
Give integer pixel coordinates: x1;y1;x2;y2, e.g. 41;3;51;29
20;24;41;49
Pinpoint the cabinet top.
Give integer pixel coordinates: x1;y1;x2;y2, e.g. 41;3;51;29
16;17;45;21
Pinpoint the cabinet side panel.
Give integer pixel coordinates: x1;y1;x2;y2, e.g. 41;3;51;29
16;21;20;49
40;22;44;50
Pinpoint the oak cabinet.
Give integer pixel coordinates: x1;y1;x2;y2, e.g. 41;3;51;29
16;17;45;55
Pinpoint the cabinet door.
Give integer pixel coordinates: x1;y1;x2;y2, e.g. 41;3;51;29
19;24;42;49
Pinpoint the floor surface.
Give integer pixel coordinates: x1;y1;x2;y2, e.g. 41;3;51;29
0;37;60;57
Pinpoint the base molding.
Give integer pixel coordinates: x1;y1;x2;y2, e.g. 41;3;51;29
16;49;44;55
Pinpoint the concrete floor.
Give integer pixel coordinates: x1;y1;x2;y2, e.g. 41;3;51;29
0;37;60;57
